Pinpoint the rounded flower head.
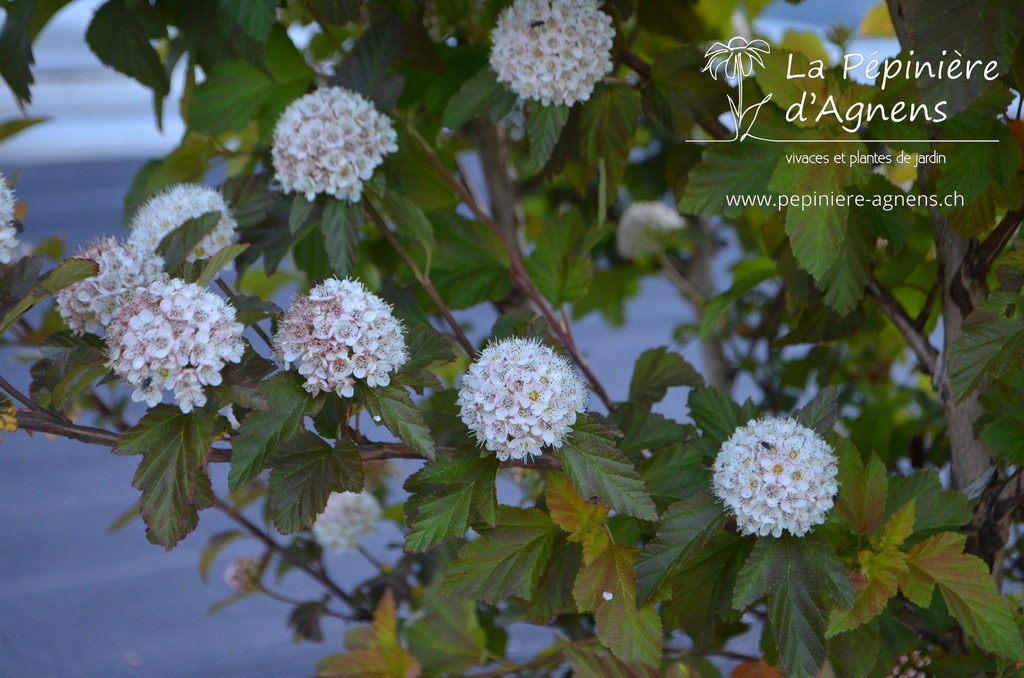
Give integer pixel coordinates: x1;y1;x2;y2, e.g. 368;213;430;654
274;277;408;398
615;201;685;259
457;337;588;462
489;0;615;107
712;417;838;538
223;556;262;593
56;237;164;334
271;86;398;202
888;651;932;678
0;173;20;265
105;277;245;413
311;491;382;552
128;184;237;262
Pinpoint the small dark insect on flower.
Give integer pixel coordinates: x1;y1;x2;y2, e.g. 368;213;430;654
760;441;774;451
12;220;23;235
140;377;153;390
529;20;545;28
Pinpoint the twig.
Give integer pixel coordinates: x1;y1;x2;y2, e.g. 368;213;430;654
657;251;701;305
16;409;119;445
865;277;939;375
0;373;62;422
363;200;476;357
952;203;1024;316
618;48;652;79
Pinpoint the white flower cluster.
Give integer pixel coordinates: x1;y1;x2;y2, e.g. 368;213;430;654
887;651;932;678
311;491;382;552
615;201;685;259
489;0;615;107
128;184;237;262
712;417;838;538
0;173;20;265
458;337;588;462
274;277;407;398
271;86;398;202
223;556;261;593
56;237;163;335
105;277;244;413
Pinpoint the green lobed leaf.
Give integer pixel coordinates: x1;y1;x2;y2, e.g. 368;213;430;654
635;492;729;604
546;472;611;565
398;325;455;375
733;536;855;677
818;225;870;315
443;67;516;129
835;444;888;535
580;83;641;200
289;194;315;234
628;346;703;409
611;405;690;462
228;372;325;490
355;382;435;460
947;292;1024;402
553;415;657;522
330;16;403;99
379;190;436;268
321;196;362;278
522;536;582;624
188;60;274;135
441;506;558;604
115;405;227;549
405;587;487;675
645;48;731;133
883;471;973;537
85;0;169;96
527;100;570;170
220;0;278;41
269;434;364;535
431;213;511;309
221;173;275;232
906;532;1024;660
678;141;785;218
155;212;222;270
556;637;661;678
0;1;33;103
403;450;499;552
573;543;662;666
687;388;759;457
0;257;98;335
523;214;592;305
794;385;840;436
638;444;710;504
700;258;777;339
196;244;249;287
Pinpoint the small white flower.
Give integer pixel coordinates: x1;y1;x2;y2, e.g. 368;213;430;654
489;0;616;107
271;86;398;202
223;556;261;593
615;201;685;259
273;277;408;398
457;337;588;462
0;173;20;265
311;491;382;552
712;417;839;538
105;277;244;413
56;237;164;334
128;184;237;262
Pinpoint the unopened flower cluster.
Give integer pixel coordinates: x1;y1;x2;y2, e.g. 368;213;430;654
0;173;19;265
105;277;244;413
271;86;398;202
274;277;408;398
128;184;237;262
887;651;932;678
56;237;163;334
312;491;382;552
458;338;587;461
615;201;685;259
712;417;838;538
223;556;262;593
489;0;615;107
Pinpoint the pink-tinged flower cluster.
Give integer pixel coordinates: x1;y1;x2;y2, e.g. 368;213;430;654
274;277;408;398
457;337;588;462
712;417;839;538
223;556;261;593
56;237;163;335
311;491;382;553
887;651;932;678
128;184;237;262
615;201;685;259
105;277;244;413
0;173;19;265
489;0;615;107
271;86;398;202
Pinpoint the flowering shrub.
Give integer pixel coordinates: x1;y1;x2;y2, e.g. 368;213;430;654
2;1;1024;677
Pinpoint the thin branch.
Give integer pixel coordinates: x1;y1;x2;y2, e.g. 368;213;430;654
0;373;61;421
363;200;476;357
865;277;939;375
618;48;651;79
951;203;1024;316
16;409;119;445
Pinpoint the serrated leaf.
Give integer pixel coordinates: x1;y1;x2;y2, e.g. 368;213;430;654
406;588;486;675
524;214;592;305
307;0;358;24
85;0;169;96
196;244;249;287
432;214;511;309
0;2;34;103
645;48;731;133
678;141;785;218
290;194;315;234
557;637;662;678
669;530;751;647
580;83;641;200
443;67;516;129
904;532;1024;660
189;60;274;135
269;434;363;535
628;346;703;409
546;472;611;565
220;0;277;41
229;372;325;490
701;258;777;339
635;492;728;604
355;382;435;460
441;506;558;604
836;444;888;535
522;536;582;624
155;212;222;270
733;536;855;677
399;325;455;374
884;471;973;537
573;544;662;666
318;590;421;677
0;392;16;434
527;100;569;170
611;406;690;461
322;196;362;278
638;444;710;503
687;388;759;456
331;17;402;99
115;406;226;549
0;257;98;334
947;293;1024;402
403;450;499;552
290;600;329;643
553;415;657;521
794;385;839;435
221;173;274;232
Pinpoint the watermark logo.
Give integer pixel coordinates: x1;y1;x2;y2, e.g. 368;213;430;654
702;37;772;142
